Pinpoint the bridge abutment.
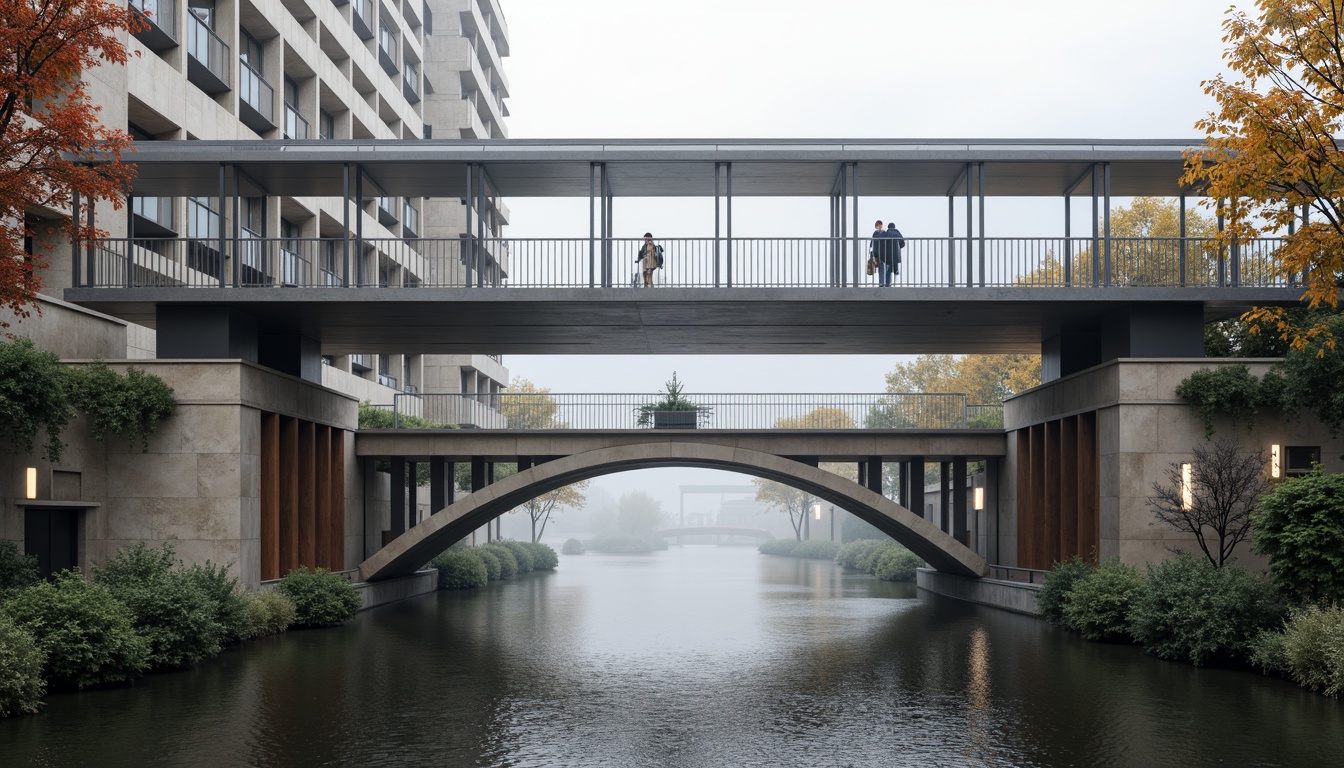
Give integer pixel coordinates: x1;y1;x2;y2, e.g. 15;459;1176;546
157;305;323;382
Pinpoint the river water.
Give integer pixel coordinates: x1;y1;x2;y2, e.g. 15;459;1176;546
3;545;1341;767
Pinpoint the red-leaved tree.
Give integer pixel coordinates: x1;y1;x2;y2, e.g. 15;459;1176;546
1;0;143;327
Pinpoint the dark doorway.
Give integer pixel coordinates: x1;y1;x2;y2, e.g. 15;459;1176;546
25;508;79;578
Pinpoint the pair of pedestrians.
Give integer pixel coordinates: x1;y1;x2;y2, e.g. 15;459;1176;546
869;220;905;287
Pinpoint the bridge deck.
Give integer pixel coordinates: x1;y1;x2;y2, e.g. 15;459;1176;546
64;286;1293;355
354;429;1008;462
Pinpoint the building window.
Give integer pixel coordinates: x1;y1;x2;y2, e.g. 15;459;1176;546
188;0;214;28
1285;446;1321;476
283;77;308;139
187;197;219;239
240;30;263;68
319;109;334;141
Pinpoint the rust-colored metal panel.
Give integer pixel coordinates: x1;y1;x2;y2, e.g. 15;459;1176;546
1044;420;1062;567
280;416;299;575
260;412;280;581
298;420;316;569
1060;415;1080;559
330;432;346;570
315;425;332;572
1078;410;1100;562
1016;428;1036;569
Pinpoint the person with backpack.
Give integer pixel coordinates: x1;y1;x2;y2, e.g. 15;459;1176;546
879;221;905;287
635;232;664;287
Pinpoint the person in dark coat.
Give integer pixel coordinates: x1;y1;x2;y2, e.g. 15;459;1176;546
879;221;905;287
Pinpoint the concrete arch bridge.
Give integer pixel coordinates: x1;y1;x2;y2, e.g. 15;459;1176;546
356;431;1003;582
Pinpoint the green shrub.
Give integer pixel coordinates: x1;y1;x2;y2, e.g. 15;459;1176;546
242;590;297;639
758;538;800;556
874;548;923;582
1253;471;1344;606
561;538;584;555
1272;313;1344;436
790;540;841;560
0;540;39;598
431;551;488;590
275;568;362;627
1249;628;1288;675
482;544;518;577
184;561;249;646
473;547;502;580
1174;364;1262;439
0;337;75;462
1279;605;1344;697
588;534;656;554
858;542;900;573
0;612;46;717
5;570;149;689
835;539;891;570
1037;557;1095;625
1129;554;1282;666
497;540;535;572
524;542;559;570
67;361;176;451
1063;559;1144;642
92;544;225;669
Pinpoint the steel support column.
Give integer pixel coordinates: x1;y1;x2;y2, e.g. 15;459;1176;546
390;457;406;538
464;163;474;288
939;461;951;532
714;162;722;287
1103;162;1112;287
1178;193;1187;287
1064;194;1072;286
407;462;418;528
1091;164;1100;287
851;162;860;287
865;456;881;494
71;192;81;287
907;457;925;522
589;162;597;288
430;457;447;514
953;457;968;543
1217;203;1226;286
355;166;365;287
218;164;227;288
977;162;986;287
476;164;487;285
725;162;733;287
342;163;351;287
231;165;240;287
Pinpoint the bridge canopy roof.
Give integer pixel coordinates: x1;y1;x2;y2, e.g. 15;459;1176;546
117;138;1204;198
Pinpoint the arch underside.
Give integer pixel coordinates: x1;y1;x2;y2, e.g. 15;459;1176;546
358;442;989;581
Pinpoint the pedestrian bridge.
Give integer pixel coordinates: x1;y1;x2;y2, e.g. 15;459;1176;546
354;425;1003;582
65;139;1305;377
654;526;775;541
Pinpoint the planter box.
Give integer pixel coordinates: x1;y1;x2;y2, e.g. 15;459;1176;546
653;410;698;429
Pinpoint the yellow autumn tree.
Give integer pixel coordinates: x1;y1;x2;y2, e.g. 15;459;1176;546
516;481;589;542
872;354;1040;428
756;408;857;538
1183;0;1344;349
502;378;566;429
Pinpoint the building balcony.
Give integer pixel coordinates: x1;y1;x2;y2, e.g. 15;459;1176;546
402;201;419;238
129;0;177;52
352;0;373;40
284;105;309;140
378;44;398;77
402;64;420;104
377;373;399;389
377;196;398;225
131;196;175;237
238;61;276;133
187;15;231;94
350;354;372;371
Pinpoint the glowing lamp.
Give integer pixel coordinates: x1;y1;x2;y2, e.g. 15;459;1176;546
1270;444;1281;479
812;503;823;520
1180;463;1193;511
973;487;985;511
25;467;37;499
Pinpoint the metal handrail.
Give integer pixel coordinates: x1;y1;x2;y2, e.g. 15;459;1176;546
80;236;1293;290
386;392;999;430
239;60;274;123
987;564;1051;585
187;14;231;86
130;0;177;38
284;105;309;140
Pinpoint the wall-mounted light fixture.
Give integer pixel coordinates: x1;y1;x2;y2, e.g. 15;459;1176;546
25;467;38;499
1270;444;1281;479
812;502;823;520
1180;463;1193;511
973;486;985;511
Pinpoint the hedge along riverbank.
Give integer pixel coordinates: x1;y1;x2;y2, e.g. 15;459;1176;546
0;542;361;718
757;538;926;583
430;541;560;591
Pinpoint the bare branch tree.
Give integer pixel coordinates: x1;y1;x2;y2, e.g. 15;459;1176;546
1146;439;1268;568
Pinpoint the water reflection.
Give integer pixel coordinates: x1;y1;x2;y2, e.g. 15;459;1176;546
2;545;1342;768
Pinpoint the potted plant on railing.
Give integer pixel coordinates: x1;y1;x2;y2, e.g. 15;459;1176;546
636;372;708;429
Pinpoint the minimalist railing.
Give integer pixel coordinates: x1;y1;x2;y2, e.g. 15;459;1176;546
987;565;1051;585
386;392;1001;430
187;15;230;88
284;105;309;140
78;236;1296;290
239;61;274;123
129;0;177;48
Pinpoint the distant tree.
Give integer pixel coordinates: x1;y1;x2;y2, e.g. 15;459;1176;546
754;478;813;541
615;490;665;537
516;481;589;542
1146;439;1268;568
775;407;855;430
502;378;565;429
1269;313;1344;436
1183;1;1344;350
870;353;1038;429
0;0;143;326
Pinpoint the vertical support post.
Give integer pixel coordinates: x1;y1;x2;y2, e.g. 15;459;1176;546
1064;193;1072;287
1090;164;1100;288
908;457;925;523
865;456;881;494
355;166;365;287
939;461;951;532
714;162;721;287
1103;162;1112;287
477;164;488;285
429;458;446;513
953;456;968;544
947;194;955;287
977;162;986;287
962;162;972;287
851;162;860;287
218;163;227;288
1178;193;1187;287
71;192;82;287
390;457;406;538
897;461;908;507
470;456;487;492
725;162;733;287
407;461;418;528
342;163;351;287
589;162;596;288
1230;198;1241;287
464;162;474;288
231;165;241;287
1217;203;1226;286
123;193;134;287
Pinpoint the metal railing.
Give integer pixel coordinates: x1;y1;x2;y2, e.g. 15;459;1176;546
130;0;177;45
284;105;309;140
187;15;231;88
987;564;1051;585
239;61;274;123
386;392;1000;430
79;236;1297;290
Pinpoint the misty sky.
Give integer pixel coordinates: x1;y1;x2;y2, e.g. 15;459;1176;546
483;0;1239;521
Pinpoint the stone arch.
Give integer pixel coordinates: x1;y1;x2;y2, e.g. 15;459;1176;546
358;442;988;581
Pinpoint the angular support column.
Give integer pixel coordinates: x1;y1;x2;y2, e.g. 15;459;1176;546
953;457;968;544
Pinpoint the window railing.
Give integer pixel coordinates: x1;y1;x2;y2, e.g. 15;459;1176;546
377;373;399;389
352;0;374;39
129;0;177;48
402;200;419;236
187;14;231;89
239;60;274;123
350;354;372;371
284;105;309;139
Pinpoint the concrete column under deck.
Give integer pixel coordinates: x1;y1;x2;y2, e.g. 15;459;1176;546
1043;304;1204;381
157;305;322;382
